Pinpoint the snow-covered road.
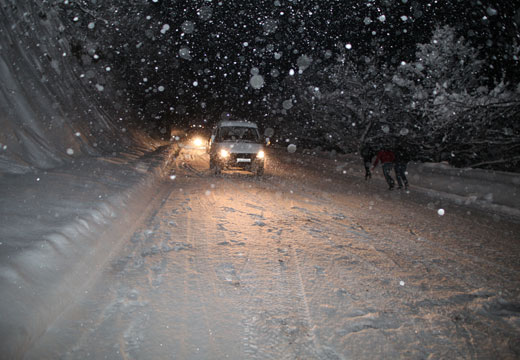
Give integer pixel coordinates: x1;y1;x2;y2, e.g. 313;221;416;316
18;148;520;359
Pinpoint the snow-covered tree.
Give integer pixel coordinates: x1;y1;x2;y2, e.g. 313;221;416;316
393;25;520;169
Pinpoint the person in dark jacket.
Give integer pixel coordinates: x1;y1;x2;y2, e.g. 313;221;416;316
360;144;376;180
372;149;396;190
394;143;412;190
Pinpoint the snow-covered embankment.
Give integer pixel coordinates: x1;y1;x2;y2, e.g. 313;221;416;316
0;144;179;358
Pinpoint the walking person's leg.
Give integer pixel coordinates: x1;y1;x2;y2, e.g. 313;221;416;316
364;161;371;180
382;163;395;189
395;163;407;189
400;163;409;189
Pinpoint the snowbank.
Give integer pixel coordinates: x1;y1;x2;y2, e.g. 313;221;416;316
0;143;179;358
409;162;520;219
295;147;520;221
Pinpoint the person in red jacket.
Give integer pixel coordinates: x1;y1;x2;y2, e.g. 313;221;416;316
372;149;396;190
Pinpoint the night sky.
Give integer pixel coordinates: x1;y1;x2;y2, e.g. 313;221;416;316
74;0;519;128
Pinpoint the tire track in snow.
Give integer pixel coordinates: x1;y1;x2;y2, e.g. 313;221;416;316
208;182;325;359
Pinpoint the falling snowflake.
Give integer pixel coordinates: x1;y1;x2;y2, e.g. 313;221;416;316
250;75;264;89
160;24;170;34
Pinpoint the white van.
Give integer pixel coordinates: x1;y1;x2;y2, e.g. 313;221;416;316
208;121;266;175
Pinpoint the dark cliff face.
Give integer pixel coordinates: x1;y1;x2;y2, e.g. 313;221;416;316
0;1;133;174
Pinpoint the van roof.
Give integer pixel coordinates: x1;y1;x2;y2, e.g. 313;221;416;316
218;120;258;129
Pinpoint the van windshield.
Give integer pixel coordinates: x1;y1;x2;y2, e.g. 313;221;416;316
218;126;260;142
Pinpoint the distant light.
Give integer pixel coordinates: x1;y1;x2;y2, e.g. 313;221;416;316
257;150;265;159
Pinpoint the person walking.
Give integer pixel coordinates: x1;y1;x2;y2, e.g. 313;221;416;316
394;142;411;190
360;144;376;180
372;148;396;190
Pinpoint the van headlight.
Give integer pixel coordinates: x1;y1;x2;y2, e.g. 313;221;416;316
193;137;203;147
220;149;229;158
257;150;265;159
